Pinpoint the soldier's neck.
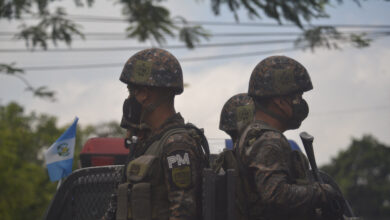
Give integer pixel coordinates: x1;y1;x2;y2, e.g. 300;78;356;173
254;110;287;133
144;105;176;133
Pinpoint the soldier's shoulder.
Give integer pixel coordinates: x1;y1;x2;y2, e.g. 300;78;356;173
258;130;283;141
165;131;195;145
162;128;198;153
243;130;282;150
245;121;283;141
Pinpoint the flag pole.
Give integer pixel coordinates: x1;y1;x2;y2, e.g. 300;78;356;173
56;178;62;190
56;170;64;190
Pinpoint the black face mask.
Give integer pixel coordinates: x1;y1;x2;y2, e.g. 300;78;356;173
120;96;142;130
284;97;309;129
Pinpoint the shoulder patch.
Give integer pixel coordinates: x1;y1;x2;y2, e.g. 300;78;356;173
261;130;282;140
167;150;190;168
165;133;186;144
166;150;192;189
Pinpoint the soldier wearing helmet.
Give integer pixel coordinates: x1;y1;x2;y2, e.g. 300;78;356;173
235;56;344;220
103;48;209;220
219;93;254;144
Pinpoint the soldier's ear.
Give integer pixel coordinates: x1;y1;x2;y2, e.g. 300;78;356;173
135;87;149;105
272;97;292;117
271;97;283;108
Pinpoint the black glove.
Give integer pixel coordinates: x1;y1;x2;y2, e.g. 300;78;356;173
320;184;345;220
102;193;117;220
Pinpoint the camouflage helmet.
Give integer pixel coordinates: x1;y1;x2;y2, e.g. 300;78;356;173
248;55;313;98
219;93;254;133
120;48;183;94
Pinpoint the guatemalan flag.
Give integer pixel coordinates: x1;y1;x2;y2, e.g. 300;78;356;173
44;117;78;182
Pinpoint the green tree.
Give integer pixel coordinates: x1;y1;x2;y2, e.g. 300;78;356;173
0;102;125;220
0;0;382;100
321;135;390;220
0;102;60;220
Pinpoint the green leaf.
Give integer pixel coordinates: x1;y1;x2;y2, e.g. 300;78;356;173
16;7;84;50
349;33;371;48
295;26;344;50
31;86;56;102
179;25;210;49
321;135;390;219
0;63;24;75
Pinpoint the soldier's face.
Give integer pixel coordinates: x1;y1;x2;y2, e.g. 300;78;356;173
128;85;151;107
121;85;143;129
281;92;309;129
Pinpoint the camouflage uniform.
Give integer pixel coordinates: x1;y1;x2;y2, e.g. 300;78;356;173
105;48;207;220
219;93;254;143
237;121;326;220
129;113;206;220
237;56;336;220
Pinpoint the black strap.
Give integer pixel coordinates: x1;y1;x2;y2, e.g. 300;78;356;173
185;123;211;168
232;147;251;219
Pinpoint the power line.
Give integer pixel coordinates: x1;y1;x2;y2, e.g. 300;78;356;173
312;105;390;116
2;30;389;38
187;21;390;29
180;47;301;62
2;31;389;52
20;47;303;71
18;14;390;29
1;30;388;44
67;15;390;29
13;34;390;70
0;31;303;37
23;62;121;71
0;39;297;53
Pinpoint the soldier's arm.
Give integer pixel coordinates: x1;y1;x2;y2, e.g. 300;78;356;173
162;135;201;220
247;139;326;213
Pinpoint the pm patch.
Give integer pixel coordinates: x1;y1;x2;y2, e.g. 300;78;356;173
166;150;192;189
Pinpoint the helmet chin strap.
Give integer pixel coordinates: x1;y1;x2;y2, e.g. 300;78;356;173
127;121;150;132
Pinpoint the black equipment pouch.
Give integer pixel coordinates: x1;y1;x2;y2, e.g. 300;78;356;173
131;182;152;220
202;168;238;220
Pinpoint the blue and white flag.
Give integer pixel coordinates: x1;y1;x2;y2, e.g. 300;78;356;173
44;117;78;182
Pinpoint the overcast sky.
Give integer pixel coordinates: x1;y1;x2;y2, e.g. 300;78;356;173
1;0;389;165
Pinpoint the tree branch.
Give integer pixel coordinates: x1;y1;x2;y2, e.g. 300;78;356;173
0;63;56;101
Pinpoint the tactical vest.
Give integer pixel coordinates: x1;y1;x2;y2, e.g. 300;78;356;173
211;149;259;220
212;121;311;220
116;125;209;220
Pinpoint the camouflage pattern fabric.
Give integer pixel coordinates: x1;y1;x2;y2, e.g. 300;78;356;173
219;93;254;135
236;120;330;220
248;56;313;98
290;150;312;185
119;48;183;94
113;113;205;220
